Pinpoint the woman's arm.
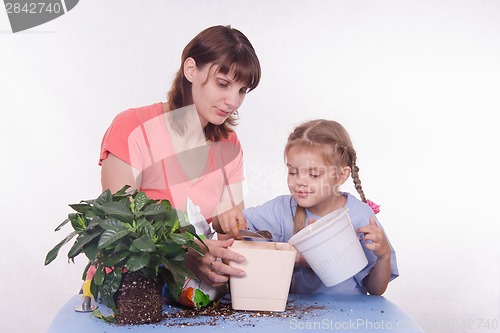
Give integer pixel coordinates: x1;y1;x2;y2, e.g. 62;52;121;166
101;153;140;193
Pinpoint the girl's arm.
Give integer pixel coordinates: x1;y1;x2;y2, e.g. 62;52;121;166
357;217;392;295
213;180;247;239
213;204;246;239
362;255;391;295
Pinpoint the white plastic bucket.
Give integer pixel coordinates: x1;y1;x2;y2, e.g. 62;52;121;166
288;207;368;287
228;240;296;312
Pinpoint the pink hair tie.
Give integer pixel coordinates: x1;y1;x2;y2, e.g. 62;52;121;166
366;199;380;214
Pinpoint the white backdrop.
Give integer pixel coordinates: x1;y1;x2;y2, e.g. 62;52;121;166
1;1;499;332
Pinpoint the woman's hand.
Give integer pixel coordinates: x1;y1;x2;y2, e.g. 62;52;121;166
185;238;246;287
357;216;390;260
213;206;247;239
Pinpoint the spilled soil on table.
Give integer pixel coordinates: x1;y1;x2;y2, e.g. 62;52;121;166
162;298;326;328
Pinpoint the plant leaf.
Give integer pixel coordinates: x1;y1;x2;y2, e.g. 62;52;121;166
92;202;107;219
90;279;101;308
130;235;156;252
70;214;87;232
125;252;150;271
169;233;189;245
95;189;112;206
162;259;196;281
118;197;130;208
185;240;205;257
133;192;148;211
169;219;181;234
44;231;77;265
169;250;188;262
67;232;101;259
93;266;105;286
135;216;148;230
99;217;130;230
113;184;132;196
69;203;93;214
182;227;208;252
160;268;181;300
153;218;166;234
154;241;184;256
160;200;175;218
100;202;134;224
91;309;115;324
85;217;102;231
98;228;131;249
143;203;167;216
54;218;70;232
82;241;99;261
100;269;122;310
82;261;91;281
102;251;129;267
180;224;196;236
143;223;155;240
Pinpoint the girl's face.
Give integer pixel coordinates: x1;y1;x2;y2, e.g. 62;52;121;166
286;150;347;217
186;59;250;127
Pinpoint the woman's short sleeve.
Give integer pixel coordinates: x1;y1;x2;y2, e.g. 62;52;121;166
99;104;161;167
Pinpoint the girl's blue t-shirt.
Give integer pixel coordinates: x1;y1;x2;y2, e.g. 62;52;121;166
242;193;399;295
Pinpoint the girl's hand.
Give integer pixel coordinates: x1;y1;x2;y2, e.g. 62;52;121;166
215;207;247;239
358;217;392;295
185;238;246;288
357;217;391;260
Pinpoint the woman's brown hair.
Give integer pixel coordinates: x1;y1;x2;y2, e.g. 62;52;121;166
285;119;367;233
167;25;261;141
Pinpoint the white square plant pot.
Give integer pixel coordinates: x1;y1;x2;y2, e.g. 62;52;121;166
228;240;296;312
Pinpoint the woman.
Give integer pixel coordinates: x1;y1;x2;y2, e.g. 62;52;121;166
98;25;261;305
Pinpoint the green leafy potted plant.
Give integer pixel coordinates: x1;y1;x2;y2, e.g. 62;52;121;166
45;185;205;325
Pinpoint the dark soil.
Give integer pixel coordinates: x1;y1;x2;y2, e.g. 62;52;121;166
162;297;327;327
115;272;163;325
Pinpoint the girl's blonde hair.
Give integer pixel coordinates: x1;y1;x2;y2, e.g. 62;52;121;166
285;119;367;233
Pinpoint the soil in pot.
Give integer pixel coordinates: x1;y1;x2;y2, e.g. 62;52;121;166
115;272;164;325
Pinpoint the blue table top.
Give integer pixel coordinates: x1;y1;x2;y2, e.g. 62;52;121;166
47;294;423;332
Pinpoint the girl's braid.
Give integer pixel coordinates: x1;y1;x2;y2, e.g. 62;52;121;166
347;147;367;203
293;205;307;234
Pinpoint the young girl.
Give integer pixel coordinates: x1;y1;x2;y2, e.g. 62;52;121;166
214;119;398;295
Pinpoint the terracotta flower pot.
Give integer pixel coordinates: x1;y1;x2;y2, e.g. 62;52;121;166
228;240;296;312
115;272;164;325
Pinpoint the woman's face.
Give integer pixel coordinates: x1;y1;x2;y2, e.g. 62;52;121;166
186;59;250;127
